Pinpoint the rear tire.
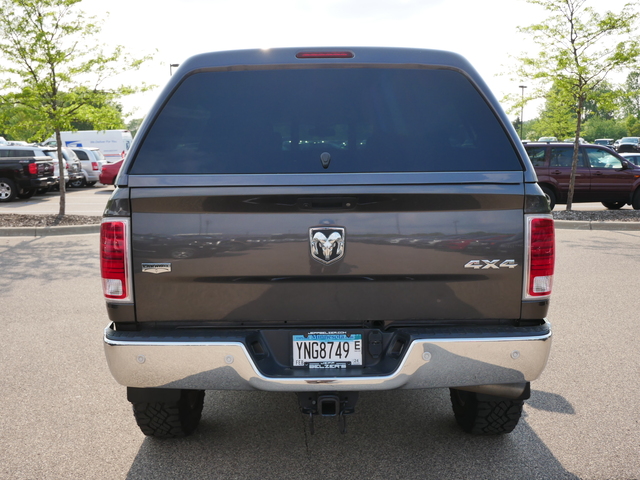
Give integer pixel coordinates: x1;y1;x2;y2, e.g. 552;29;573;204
450;389;524;435
633;189;640;210
540;185;556;210
601;201;625;210
69;177;86;188
18;188;37;199
0;178;17;202
131;389;205;438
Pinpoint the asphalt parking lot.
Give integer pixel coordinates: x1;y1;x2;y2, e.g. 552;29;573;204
1;184;114;216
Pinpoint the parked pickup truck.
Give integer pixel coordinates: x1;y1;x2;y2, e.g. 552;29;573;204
101;47;555;438
0;155;57;202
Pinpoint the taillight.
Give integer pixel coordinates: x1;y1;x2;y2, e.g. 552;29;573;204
524;215;555;299
91;161;99;171
100;219;131;302
28;163;38;174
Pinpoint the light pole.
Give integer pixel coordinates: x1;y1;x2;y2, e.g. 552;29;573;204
170;64;180;76
519;85;527;140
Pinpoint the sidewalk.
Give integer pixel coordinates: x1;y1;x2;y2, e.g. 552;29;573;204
0;224;101;236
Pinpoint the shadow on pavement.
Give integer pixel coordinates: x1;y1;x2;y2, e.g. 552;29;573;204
526;389;575;415
0;236;98;292
125;389;579;480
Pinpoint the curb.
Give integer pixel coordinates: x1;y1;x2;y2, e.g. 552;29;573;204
1;221;639;237
553;220;640;231
0;224;101;237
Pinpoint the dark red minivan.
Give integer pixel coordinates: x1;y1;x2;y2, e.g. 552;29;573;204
525;142;640;210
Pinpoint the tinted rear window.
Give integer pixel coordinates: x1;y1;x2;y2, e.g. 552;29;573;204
0;149;36;157
525;147;547;166
74;149;89;160
130;68;522;174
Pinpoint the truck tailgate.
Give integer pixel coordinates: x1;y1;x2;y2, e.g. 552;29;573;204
130;183;525;325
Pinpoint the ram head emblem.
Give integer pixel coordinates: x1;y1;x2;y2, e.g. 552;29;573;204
309;227;345;265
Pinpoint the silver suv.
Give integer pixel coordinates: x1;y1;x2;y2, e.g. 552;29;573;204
71;147;106;187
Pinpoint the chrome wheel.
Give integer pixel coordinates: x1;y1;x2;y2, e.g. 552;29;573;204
0;178;17;202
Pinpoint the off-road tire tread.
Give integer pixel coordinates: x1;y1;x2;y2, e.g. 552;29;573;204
450;389;523;435
131;390;205;438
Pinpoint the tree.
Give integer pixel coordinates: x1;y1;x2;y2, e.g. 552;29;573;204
0;0;152;215
620;71;640;118
514;0;640;209
0;92;127;139
126;117;145;138
581;115;626;140
535;81;577;139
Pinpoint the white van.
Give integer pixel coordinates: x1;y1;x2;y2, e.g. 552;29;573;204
44;130;133;162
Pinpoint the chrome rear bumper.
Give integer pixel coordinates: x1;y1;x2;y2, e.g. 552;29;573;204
104;322;552;394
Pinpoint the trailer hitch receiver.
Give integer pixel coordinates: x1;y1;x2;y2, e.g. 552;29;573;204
297;392;359;434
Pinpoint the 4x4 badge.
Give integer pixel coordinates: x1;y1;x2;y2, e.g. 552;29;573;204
464;259;518;270
310;227;345;265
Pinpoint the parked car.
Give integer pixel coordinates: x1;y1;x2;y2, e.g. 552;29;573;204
538;136;558;142
615;136;640;153
41;147;84;188
98;159;122;185
0;145;81;188
524;141;640;209
594;138;614;147
563;137;586;144
0;153;56;201
71;147;106;187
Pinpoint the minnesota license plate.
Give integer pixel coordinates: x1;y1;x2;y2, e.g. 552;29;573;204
292;332;362;368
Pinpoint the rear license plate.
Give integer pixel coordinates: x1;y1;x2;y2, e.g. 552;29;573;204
293;332;362;368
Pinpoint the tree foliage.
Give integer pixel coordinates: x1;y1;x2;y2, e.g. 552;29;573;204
581;115;627;140
514;0;640;209
0;0;152;214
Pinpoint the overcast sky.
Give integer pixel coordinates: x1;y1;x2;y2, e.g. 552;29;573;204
79;0;633;121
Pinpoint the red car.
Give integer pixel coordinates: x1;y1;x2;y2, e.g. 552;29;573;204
99;160;123;185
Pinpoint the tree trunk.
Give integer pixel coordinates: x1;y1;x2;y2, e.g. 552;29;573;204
55;130;66;216
566;94;585;211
